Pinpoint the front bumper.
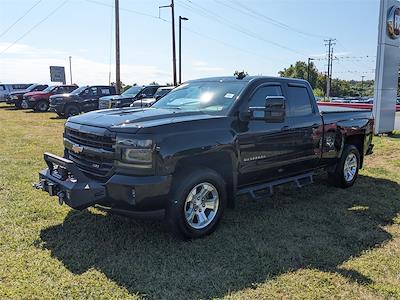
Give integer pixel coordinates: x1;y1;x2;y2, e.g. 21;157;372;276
49;103;65;113
21;99;35;109
34;153;172;217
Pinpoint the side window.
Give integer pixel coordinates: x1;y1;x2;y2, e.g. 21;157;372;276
0;85;5;91
90;87;98;96
249;85;283;107
82;88;92;96
287;85;313;117
100;88;111;95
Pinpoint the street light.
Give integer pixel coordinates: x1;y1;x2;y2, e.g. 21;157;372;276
179;16;189;85
307;57;315;82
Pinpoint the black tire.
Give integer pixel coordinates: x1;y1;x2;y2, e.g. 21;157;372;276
64;105;80;117
328;144;360;188
34;100;49;112
15;100;22;108
166;168;227;240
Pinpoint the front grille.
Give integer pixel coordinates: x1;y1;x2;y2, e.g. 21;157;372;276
99;99;111;110
65;127;115;152
65;127;116;179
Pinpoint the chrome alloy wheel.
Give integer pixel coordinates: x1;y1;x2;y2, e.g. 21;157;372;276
184;182;220;230
343;152;357;182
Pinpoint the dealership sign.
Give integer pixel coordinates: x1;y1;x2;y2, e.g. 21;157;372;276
49;66;66;84
387;5;400;39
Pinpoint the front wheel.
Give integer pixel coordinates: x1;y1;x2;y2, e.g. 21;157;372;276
328;144;360;188
34;100;49;112
64;105;80;117
166;169;227;240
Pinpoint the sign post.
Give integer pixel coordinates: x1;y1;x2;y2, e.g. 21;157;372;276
49;66;66;84
373;0;400;134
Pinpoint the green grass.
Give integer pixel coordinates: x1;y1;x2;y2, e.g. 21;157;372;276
0;104;399;299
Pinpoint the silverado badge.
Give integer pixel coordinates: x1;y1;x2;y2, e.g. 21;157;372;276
71;144;83;154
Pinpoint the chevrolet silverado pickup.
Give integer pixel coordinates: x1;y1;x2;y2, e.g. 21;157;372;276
34;76;374;239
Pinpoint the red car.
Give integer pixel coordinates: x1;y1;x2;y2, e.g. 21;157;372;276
22;84;78;112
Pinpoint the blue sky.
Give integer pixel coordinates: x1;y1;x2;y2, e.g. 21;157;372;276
0;0;379;85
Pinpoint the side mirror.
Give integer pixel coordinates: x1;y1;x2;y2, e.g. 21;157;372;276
247;96;286;123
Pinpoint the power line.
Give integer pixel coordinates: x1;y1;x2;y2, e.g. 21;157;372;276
0;0;43;38
0;1;68;56
176;0;308;56
226;0;329;40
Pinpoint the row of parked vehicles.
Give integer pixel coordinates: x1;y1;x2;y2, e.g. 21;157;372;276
1;83;174;117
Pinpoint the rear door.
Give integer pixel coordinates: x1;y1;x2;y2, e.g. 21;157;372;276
284;82;323;172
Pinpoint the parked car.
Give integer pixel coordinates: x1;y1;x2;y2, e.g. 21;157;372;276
98;85;164;109
34;76;374;239
49;85;117;117
6;84;48;108
0;83;32;102
130;86;175;108
397;97;400;105
21;85;78;112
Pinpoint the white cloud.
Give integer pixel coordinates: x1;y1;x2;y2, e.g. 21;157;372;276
191;60;224;74
0;43;171;85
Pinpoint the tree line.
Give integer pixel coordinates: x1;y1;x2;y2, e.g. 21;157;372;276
278;61;375;98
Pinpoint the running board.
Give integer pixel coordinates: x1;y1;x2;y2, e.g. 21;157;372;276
237;172;314;201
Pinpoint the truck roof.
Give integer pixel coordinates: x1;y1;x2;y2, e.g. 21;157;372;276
187;76;309;85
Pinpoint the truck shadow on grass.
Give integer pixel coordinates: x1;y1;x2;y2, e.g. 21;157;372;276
38;175;400;299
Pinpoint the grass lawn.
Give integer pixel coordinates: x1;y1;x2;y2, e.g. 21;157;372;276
0;104;399;299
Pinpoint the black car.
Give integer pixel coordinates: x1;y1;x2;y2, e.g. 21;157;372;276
130;86;175;108
35;76;374;239
98;85;164;109
6;84;48;108
49;85;117;117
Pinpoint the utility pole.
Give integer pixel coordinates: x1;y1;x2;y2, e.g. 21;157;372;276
307;57;314;83
324;38;336;99
179;16;188;84
115;0;121;94
361;75;365;97
160;1;177;86
69;56;72;84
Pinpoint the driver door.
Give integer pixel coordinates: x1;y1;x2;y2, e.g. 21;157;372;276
237;83;293;186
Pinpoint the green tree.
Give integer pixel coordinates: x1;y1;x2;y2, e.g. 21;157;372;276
278;61;319;89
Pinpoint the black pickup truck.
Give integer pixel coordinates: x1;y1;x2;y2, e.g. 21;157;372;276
34;76;374;239
49;85;117;117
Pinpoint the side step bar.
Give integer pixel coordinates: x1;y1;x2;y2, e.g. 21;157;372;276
237;172;314;201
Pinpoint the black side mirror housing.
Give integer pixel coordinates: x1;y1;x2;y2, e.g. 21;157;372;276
246;96;286;123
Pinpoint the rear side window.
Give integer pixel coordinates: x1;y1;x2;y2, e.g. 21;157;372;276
0;85;5;91
100;88;111;95
249;85;283;107
287;85;313;116
12;84;30;90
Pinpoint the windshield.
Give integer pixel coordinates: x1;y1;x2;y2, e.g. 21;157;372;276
154;88;172;98
70;86;87;95
42;86;56;93
122;86;142;97
26;84;38;92
152;81;246;114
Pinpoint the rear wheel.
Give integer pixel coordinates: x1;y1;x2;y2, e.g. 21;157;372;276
166;168;227;239
34;100;49;112
64;105;80;117
328;144;360;188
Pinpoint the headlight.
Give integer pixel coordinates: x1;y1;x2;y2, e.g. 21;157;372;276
11;95;18;99
117;138;153;167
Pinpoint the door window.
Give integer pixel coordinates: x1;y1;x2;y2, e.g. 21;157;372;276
287;85;313;116
90;87;99;96
0;85;5;91
100;88;111;95
249;85;283;107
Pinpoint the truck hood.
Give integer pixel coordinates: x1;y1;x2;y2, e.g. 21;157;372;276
24;91;48;97
67;107;222;131
99;94;134;101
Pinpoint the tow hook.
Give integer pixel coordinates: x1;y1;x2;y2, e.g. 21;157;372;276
57;191;66;205
32;180;44;190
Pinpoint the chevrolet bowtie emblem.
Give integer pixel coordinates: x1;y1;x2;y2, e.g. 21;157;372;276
71;144;83;154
